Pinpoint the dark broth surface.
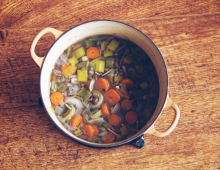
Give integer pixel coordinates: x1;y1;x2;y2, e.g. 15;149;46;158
49;35;159;144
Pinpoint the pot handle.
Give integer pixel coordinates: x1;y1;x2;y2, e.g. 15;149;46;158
144;97;180;137
30;27;63;68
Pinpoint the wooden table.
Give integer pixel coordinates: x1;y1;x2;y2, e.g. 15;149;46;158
1;0;220;169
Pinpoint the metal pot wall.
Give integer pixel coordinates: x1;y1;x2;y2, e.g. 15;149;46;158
30;20;180;148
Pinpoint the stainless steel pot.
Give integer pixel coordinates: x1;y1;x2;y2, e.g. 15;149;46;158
30;20;180;148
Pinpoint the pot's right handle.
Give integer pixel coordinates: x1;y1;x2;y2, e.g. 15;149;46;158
30;27;63;68
144;97;180;137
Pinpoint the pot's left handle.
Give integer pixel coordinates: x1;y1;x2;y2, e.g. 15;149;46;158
30;27;63;68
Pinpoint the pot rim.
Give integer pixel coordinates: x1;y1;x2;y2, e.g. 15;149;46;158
39;20;169;148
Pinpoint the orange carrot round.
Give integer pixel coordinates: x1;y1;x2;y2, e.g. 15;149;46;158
82;124;95;138
108;114;120;126
86;47;99;59
104;89;120;105
120;79;134;90
70;115;83;128
50;92;64;105
125;111;137;125
121;99;133;111
92;125;99;136
95;78;110;92
101;131;115;143
101;103;110;116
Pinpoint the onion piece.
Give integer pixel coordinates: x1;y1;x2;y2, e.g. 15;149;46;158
111;103;121;114
98;131;108;136
65;97;83;109
60;54;68;63
53;70;62;76
87;118;106;126
55;106;63;115
75;107;83;115
89;90;104;109
57;115;65;123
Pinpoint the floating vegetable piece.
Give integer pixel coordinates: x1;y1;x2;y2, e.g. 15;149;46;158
114;76;123;82
107;39;120;52
85;39;93;48
91;125;99;136
74;47;85;58
70;114;83;127
83;91;92;101
95;78;110;92
87;78;95;92
90;110;103;119
120;125;128;136
74;128;83;136
82;124;95;138
81;56;89;61
62;67;71;78
121;99;133;111
87;118;105;126
111;103;121;114
68;56;78;65
90;58;100;67
101;41;109;51
57;83;67;93
95;61;105;73
61;62;71;71
101;130;115;143
104;89;120;105
106;58;115;68
104;50;113;57
50;92;64;106
123;56;134;64
62;104;76;120
120;79;134;90
77;61;87;69
66;46;72;58
87;136;100;143
125;111;137;125
101;103;110;116
103;122;111;130
51;81;58;92
77;70;88;82
86;47;99;59
108;114;120;126
89;90;104;109
67;65;77;75
77;87;88;97
73;43;82;51
140;81;149;90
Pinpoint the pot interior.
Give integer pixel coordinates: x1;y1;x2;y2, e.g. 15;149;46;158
40;21;168;147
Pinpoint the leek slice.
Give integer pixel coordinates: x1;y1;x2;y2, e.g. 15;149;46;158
77;70;88;82
57;83;67;93
104;50;113;57
90;58;100;67
61;104;76;120
74;47;85;58
68;56;78;66
74;128;82;136
95;61;105;73
101;41;109;51
107;39;120;52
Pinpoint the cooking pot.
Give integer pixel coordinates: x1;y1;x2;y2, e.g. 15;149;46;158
30;20;180;148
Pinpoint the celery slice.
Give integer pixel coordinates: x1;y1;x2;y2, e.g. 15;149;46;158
85;39;93;48
62;104;76;120
83;91;92;101
74;128;82;136
114;76;123;82
68;56;78;66
120;126;128;136
90;58;100;67
77;70;88;82
62;67;71;78
68;65;77;74
57;83;67;92
101;41;109;51
107;39;120;52
77;87;88;97
66;46;72;58
106;58;115;68
95;61;105;73
104;50;113;57
123;56;134;64
74;47;85;58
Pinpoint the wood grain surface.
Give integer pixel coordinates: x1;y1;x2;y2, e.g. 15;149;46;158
0;0;220;169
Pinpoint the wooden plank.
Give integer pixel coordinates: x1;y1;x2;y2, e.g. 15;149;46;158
1;0;220;29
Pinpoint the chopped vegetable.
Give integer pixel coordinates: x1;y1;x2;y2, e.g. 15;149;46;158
67;65;77;75
121;99;133;111
95;78;110;92
101;131;115;143
51;81;58;92
120;125;128;136
120;79;134;90
140;81;149;90
77;87;89;97
62;104;76;120
57;83;67;93
107;39;120;52
62;67;71;78
66;46;72;58
114;76;123;82
77;61;87;69
106;58;115;68
108;114;120;126
86;47;99;59
73;43;82;51
82;124;95;138
89;90;104;109
77;70;88;82
74;47;85;58
81;56;89;61
104;50;113;57
74;128;83;136
104;89;120;105
61;62;71;71
91;125;99;136
87;136;100;143
85;39;93;48
52;75;57;81
103;122;111;130
68;56;78;66
50;92;64;105
101;103;110;116
90;110;103;119
101;41;109;51
125;111;137;125
90;58;100;67
95;61;105;73
123;56;134;64
70;115;83;127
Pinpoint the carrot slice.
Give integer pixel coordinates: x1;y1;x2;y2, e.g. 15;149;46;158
86;47;99;59
108;114;120;126
101;103;110;116
92;125;99;136
70;115;83;128
61;62;71;71
120;79;134;90
101;131;115;143
82;124;95;138
121;99;133;111
95;78;110;92
125;111;137;125
52;75;57;81
50;92;64;105
104;89;120;105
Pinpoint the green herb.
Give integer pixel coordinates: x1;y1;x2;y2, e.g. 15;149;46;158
61;104;76;120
